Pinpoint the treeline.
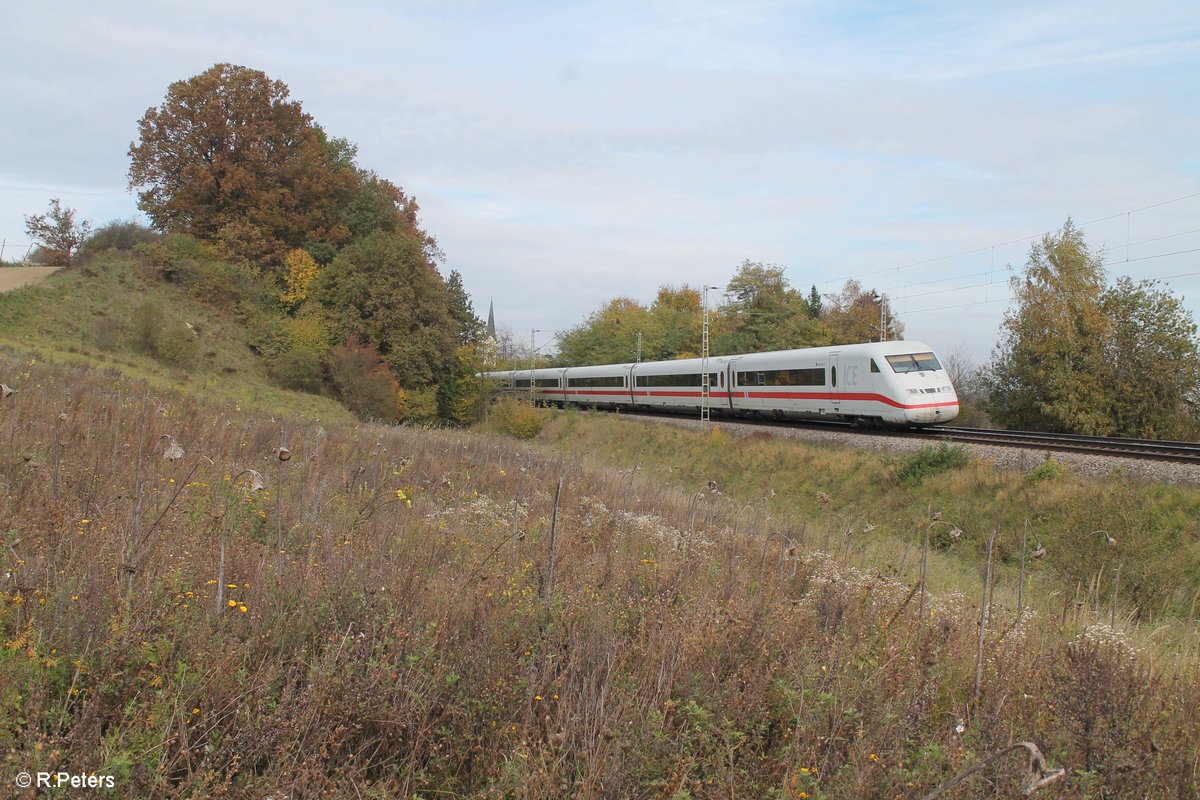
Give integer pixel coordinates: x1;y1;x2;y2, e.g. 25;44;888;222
553;261;902;366
93;63;485;424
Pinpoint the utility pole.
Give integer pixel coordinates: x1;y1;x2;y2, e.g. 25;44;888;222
701;285;721;429
879;295;888;342
635;332;642;363
529;328;541;404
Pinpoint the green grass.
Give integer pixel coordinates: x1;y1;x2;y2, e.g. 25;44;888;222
532;410;1200;621
0;252;350;421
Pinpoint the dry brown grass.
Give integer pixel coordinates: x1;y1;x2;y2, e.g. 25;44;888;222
1;356;1198;798
0;267;60;293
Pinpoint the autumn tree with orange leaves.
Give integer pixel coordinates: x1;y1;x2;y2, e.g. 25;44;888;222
127;63;354;269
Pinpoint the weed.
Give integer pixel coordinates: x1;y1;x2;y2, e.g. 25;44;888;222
896;443;971;486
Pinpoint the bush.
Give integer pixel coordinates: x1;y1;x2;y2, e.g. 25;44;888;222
155;323;198;366
245;312;292;360
326;336;400;422
399;386;439;426
1027;457;1065;484
896;443;970;486
286;309;332;354
81;220;159;254
130;301;164;356
488;396;548;439
271;346;324;394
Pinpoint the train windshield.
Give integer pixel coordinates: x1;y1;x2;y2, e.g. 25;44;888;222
885;352;941;373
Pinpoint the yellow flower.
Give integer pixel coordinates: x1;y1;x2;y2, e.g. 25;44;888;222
192;708;200;715
869;753;879;762
226;583;238;589
238;605;248;613
80;519;90;525
228;599;237;607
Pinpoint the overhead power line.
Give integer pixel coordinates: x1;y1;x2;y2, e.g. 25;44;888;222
811;191;1200;289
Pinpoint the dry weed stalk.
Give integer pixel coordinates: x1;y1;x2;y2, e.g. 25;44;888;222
919;741;1065;798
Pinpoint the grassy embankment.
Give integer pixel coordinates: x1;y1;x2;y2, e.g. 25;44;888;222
0;251;350;421
1;350;1198;799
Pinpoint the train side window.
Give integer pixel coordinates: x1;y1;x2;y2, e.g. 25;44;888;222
869;359;879;373
719;372;724;388
831;366;837;387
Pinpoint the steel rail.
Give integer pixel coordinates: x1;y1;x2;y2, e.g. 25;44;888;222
612;409;1200;464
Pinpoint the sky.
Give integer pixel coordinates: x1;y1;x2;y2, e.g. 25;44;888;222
2;0;1198;365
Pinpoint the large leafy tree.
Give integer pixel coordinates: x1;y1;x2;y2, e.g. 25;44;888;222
128;63;353;268
986;220;1115;434
714;261;830;354
821;279;903;344
1100;277;1200;438
316;231;457;389
555;297;654;366
644;285;702;360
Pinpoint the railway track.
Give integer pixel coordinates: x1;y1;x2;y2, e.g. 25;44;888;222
931;426;1200;464
616;409;1200;464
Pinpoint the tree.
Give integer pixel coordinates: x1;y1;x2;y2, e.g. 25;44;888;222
437;345;487;426
1100;277;1200;438
555;297;653;366
714;261;830;354
315;231;457;389
24;198;92;266
986;220;1113;434
822;279;903;344
644;285;702;360
445;270;484;346
280;248;320;312
127;63;353;268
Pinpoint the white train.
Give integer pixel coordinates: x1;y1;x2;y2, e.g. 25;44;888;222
483;340;959;427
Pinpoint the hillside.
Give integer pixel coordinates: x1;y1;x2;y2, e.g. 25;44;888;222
0;250;351;421
1;349;1198;797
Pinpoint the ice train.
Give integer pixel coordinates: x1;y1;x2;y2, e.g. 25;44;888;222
482;340;959;427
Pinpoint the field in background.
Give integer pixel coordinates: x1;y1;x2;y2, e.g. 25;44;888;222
2;354;1197;798
0;266;60;293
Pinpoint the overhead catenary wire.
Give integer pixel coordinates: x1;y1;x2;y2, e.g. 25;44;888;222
810;191;1200;291
896;254;1200;317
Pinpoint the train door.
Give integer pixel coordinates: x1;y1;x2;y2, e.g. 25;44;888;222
829;352;840;410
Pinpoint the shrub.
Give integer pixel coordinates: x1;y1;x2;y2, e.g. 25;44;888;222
400;386;439;426
130;301;165;356
488;396;548;439
896;443;970;486
245;312;292;360
271;346;324;394
155;323;198;366
81;220;159;254
286;309;332;354
1028;457;1065;484
326;336;400;422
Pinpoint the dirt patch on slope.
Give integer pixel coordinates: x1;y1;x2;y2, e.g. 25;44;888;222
0;267;60;292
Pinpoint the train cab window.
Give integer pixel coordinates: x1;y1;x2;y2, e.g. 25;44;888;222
885;352;942;373
869;359;880;373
